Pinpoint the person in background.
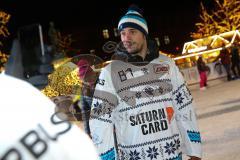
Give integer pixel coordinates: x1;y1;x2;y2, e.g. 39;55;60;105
230;43;240;79
76;59;99;136
215;48;232;81
197;56;208;90
90;5;202;160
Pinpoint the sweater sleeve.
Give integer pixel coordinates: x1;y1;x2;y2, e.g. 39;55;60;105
170;60;202;158
89;65;119;160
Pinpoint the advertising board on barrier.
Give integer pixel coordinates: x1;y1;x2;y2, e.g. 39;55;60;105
180;62;227;85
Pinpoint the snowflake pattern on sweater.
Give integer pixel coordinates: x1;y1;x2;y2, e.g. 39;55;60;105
90;55;202;160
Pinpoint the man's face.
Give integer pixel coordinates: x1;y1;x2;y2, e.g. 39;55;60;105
120;27;146;54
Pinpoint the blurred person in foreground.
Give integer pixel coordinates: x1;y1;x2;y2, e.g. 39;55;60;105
0;39;99;159
89;5;202;160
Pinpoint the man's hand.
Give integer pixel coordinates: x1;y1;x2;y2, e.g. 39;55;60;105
188;156;201;160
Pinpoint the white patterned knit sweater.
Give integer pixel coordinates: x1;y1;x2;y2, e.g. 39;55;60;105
90;55;202;160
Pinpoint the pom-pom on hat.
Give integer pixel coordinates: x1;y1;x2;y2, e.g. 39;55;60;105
118;5;148;36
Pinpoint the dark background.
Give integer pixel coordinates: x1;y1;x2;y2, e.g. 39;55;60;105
1;0;215;59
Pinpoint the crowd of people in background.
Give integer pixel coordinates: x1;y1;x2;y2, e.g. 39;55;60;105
215;43;240;81
197;43;240;91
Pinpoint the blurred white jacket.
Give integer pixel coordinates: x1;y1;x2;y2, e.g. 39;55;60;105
0;74;99;160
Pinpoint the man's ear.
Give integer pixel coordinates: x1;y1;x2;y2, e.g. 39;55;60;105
143;33;147;40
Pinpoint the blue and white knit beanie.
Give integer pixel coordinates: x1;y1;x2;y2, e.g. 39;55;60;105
118;5;148;36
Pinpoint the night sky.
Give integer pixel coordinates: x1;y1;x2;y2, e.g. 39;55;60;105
1;0;213;59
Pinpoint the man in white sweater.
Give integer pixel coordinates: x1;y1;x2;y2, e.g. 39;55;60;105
90;5;202;160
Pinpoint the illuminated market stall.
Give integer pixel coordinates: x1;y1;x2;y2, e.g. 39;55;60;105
174;30;240;85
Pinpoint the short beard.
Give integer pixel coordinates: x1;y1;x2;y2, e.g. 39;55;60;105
130;50;139;55
129;44;143;56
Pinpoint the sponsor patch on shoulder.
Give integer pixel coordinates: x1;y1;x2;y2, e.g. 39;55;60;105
153;64;169;74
